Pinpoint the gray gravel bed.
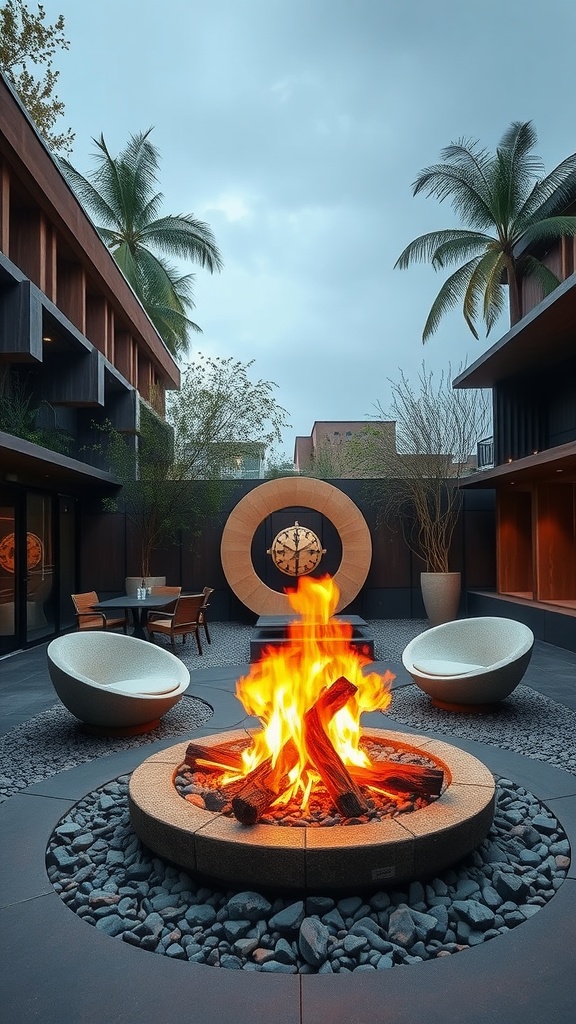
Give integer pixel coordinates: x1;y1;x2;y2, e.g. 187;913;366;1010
0;697;212;803
387;684;576;777
47;773;569;974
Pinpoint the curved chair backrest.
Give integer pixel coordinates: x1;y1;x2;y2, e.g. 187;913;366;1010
150;586;181;598
173;593;204;626
48;630;188;683
150;585;181;613
406;616;534;668
71;591;99;615
71;591;104;630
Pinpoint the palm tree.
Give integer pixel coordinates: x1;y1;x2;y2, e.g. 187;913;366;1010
395;121;576;342
60;129;222;357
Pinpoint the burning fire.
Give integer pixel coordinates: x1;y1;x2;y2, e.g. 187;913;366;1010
230;576;394;809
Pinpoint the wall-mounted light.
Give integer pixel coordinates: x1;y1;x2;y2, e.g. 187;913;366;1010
507;457;513;463
42;334;54;343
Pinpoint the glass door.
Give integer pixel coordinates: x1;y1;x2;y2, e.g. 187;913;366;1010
26;492;55;643
0;497;17;652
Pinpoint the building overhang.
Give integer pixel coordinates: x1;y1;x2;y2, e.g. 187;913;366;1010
460;440;576;488
1;431;120;493
453;272;576;389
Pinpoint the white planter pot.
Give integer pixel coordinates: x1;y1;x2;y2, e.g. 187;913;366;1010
420;572;461;627
125;575;166;597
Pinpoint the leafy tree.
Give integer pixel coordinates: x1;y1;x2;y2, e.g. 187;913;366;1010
167;354;290;478
264;456;298;478
395;121;576;341
94;355;290;577
60;130;222;357
0;0;74;155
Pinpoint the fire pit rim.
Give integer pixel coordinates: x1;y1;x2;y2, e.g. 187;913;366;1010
128;729;496;891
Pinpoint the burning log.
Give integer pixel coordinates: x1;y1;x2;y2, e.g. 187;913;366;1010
348;762;444;797
184;741;244;774
231;741;299;825
182;679;443;826
303;676;368;819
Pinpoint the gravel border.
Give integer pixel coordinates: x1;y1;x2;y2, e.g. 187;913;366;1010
46;772;569;973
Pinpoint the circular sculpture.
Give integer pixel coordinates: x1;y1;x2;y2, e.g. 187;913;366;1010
220;477;372;614
0;531;43;572
129;730;496;892
267;520;326;576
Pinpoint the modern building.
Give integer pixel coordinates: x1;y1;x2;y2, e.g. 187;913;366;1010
0;72;180;653
294;421;395;474
293;419;477;478
455;230;576;647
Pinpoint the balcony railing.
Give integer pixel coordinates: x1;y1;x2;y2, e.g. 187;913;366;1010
477;436;494;470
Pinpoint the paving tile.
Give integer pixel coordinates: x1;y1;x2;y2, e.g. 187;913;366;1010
0;892;301;1024
301;880;576;1024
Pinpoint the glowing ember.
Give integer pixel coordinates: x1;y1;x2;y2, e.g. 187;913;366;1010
228;576;394;809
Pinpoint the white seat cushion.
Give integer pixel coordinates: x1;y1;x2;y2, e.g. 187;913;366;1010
106;677;181;696
412;659;485;677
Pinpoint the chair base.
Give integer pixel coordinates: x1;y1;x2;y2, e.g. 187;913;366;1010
80;718;161;737
430;697;504;713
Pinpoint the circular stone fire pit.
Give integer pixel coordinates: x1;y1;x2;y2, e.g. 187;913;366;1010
129;729;496;891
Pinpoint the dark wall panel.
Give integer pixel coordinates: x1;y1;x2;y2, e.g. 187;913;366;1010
78;478;497;621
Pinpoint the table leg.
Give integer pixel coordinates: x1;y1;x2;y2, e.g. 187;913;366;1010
131;607;147;640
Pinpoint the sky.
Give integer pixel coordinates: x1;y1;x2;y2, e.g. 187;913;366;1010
37;0;576;460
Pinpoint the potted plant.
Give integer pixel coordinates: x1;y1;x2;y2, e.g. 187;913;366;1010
358;364;490;625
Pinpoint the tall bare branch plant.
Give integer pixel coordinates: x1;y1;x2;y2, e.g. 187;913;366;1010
359;365;490;573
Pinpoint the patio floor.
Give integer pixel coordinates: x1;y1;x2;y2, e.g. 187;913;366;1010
1;623;575;1023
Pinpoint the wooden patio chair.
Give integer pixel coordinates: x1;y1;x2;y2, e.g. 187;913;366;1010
146;586;181;624
198;586;214;644
146;593;205;654
71;591;127;633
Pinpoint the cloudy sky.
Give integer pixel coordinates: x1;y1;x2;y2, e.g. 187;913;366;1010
39;0;576;459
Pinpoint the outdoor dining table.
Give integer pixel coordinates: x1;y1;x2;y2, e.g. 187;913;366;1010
93;594;177;641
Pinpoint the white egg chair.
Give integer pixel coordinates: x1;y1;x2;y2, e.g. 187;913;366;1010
401;616;534;709
47;630;190;733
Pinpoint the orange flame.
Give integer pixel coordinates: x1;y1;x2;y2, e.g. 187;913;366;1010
233;576;394;808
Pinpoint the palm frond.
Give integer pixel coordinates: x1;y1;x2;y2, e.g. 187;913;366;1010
518;216;576;249
498;121;543;216
412;164;495;228
430;232;496;268
140;216;223;271
518;255;562;298
519;158;576;223
482;252;507;333
59;158;119;227
395;229;488;269
422;258;481;342
462;250;505;335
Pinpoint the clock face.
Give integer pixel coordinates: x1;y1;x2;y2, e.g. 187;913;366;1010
267;521;326;577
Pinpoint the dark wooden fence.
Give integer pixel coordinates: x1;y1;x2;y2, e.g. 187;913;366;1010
79;479;496;623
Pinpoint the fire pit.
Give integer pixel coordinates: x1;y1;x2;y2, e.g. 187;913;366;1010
129;577;496;890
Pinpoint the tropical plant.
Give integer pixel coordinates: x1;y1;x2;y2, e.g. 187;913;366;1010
395;121;576;341
60;129;222;357
0;0;74;154
0;368;73;453
360;365;490;573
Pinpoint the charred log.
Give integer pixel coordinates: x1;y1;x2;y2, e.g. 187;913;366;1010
303;676;368;819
